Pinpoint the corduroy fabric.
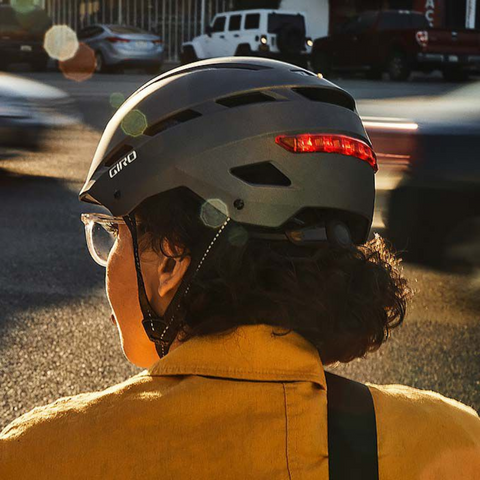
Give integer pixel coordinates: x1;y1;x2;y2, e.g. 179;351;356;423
1;324;479;479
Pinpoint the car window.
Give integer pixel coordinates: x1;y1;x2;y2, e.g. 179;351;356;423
211;16;226;33
378;12;429;30
0;8;21;32
379;12;409;30
411;13;430;29
109;25;148;34
345;12;377;34
268;13;305;34
78;27;95;39
245;13;260;30
229;14;242;31
0;6;51;34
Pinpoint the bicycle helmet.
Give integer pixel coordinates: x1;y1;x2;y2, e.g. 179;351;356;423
79;57;377;358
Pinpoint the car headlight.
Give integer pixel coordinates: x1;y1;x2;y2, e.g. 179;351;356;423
306;38;313;47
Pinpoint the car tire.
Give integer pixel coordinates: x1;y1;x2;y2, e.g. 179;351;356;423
442;216;480;272
387;51;411;81
95;51;108;74
276;24;305;56
442;68;469;82
32;59;48;72
311;52;331;77
235;44;253;56
145;64;162;75
180;46;198;65
366;66;383;80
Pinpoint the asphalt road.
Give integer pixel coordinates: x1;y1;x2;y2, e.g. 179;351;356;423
0;69;479;429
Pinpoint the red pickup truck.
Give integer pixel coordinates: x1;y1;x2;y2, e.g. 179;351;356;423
311;10;480;81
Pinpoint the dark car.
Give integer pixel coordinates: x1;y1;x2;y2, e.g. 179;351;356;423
312;10;480;81
0;5;52;71
362;84;480;269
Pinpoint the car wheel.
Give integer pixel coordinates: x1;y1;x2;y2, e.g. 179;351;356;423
235;44;253;56
95;51;107;74
311;52;331;77
442;68;469;82
365;66;383;80
387;51;411;81
180;46;198;65
32;59;48;72
145;65;161;75
443;216;480;272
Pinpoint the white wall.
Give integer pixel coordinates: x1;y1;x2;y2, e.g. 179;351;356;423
280;0;329;40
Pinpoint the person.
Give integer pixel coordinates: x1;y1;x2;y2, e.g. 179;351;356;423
1;58;479;479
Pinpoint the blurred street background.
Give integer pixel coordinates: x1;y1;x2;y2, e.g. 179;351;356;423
1;0;479;428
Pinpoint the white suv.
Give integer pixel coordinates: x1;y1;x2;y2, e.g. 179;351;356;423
181;9;312;67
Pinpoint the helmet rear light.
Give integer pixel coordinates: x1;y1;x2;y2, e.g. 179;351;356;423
276;134;378;173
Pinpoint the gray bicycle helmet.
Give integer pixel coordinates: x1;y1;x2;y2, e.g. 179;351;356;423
79;57;377;358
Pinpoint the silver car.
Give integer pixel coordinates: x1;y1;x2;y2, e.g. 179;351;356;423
78;24;164;74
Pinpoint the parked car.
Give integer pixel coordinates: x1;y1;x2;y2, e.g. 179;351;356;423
181;9;313;67
0;73;81;150
0;4;51;71
78;25;164;74
312;10;480;81
361;83;480;269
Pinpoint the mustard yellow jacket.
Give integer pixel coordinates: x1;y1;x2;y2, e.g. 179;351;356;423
1;324;479;479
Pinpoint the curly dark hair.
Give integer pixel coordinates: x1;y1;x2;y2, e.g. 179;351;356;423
135;187;412;365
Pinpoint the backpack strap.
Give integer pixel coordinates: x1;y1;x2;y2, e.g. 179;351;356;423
325;372;379;480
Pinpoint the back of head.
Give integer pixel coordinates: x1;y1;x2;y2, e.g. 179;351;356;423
80;57;410;363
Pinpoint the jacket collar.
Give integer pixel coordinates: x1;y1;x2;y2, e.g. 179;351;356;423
148;324;326;389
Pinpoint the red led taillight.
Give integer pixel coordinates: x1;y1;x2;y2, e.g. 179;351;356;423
415;30;429;48
275;134;378;173
107;36;130;43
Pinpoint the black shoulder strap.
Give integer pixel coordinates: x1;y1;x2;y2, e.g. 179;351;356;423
325;372;379;480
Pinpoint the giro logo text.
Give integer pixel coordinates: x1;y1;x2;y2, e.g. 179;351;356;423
109;151;137;178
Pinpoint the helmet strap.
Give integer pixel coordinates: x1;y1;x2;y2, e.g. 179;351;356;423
124;213;232;359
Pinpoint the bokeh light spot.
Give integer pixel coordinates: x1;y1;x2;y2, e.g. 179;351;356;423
44;25;79;62
10;0;36;14
228;225;249;247
200;199;229;228
110;92;126;109
121;109;147;137
59;42;95;82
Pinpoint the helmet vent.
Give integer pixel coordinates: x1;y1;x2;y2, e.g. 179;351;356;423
216;92;276;108
144;109;202;136
103;144;134;168
292;87;355;111
230;162;291;186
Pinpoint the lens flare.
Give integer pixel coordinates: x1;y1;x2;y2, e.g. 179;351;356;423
44;25;79;62
228;225;249;247
110;92;126;109
200;199;229;229
10;0;36;14
121;109;147;137
59;42;95;82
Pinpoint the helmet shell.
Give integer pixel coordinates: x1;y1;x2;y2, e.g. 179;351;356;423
80;57;375;243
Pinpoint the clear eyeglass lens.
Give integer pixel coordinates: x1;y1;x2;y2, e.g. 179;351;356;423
85;220;119;267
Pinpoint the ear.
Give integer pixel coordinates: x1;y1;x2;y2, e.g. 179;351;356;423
157;255;191;298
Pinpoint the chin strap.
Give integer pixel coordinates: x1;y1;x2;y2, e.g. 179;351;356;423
124;213;232;359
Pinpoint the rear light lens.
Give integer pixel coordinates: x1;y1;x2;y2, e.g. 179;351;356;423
275;134;378;173
153;39;163;45
415;30;428;48
106;36;130;43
